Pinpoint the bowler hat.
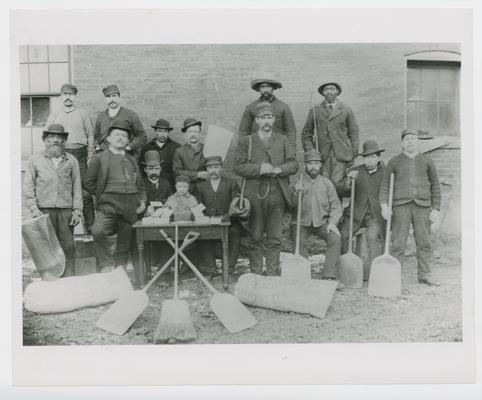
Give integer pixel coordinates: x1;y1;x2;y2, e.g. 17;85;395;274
102;85;120;96
151;118;173;131
304;149;322;163
142;150;162;166
181;118;202;133
251;73;283;91
60;83;77;94
205;156;223;167
175;175;190;184
42;124;69;140
318;82;342;95
255;101;274;117
108;120;132;138
360;140;385;157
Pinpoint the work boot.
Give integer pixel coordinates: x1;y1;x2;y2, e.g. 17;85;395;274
418;275;441;286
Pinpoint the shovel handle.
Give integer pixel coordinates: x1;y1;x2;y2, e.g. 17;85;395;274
384;173;394;255
295;171;303;256
348;176;356;253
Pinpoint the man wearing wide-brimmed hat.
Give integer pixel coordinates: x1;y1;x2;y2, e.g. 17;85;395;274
23;124;83;277
138;118;180;189
172;118;207;191
239;73;296;144
302;81;359;196
338;140;387;278
94;84;147;154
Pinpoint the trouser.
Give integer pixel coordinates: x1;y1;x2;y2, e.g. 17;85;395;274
247;182;285;276
390;202;432;279
321;147;348;197
66;146;95;230
200;221;242;271
39;208;75;277
291;222;341;279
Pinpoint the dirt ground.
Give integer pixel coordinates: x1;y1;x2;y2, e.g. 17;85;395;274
22;232;462;346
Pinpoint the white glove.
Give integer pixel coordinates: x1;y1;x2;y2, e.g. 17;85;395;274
429;209;440;223
381;204;392;220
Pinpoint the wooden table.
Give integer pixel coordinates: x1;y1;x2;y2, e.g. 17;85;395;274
132;221;231;290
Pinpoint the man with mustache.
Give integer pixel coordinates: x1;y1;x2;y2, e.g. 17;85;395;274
302;82;359;196
234;102;298;276
138;119;180;189
22;124;83;277
94;84;147;155
239;73;296;145
172;118;207;192
46;83;95;233
290;149;342;280
141;150;172;215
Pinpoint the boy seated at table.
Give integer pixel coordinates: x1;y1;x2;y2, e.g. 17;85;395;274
165;175;198;221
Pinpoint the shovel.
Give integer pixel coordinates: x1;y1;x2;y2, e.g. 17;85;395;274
368;173;401;297
160;229;257;333
338;177;363;288
280;171;311;280
96;230;200;335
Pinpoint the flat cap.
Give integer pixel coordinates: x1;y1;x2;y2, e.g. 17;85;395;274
205;156;223;167
60;83;78;94
255;101;274;117
175;175;190;184
304;149;322;163
102;85;120;96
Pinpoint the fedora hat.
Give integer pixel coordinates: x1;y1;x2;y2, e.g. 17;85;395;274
360;140;385;157
417;130;434;140
151;118;173;131
42;124;69;140
250;73;283;91
318;82;342;95
142;150;162;166
181;118;202;133
108;120;132;138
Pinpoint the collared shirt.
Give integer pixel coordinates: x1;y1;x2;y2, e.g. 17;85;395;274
46;106;94;156
165;192;198;214
148;177;159;188
257;130;273;142
22;151;83;213
210;178;221;192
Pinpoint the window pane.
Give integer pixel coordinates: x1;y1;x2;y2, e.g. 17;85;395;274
29;63;49;93
406;101;420;130
19;46;28;63
21;98;31;126
28;45;48;62
439;102;458;136
21;127;33;159
31;97;50;126
407;68;421;101
438;68;459;101
20;64;29;93
419;102;438;134
49;63;69;92
48;45;69;62
420;68;438;101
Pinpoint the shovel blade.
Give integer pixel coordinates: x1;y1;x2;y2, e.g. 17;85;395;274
210;293;257;333
368;254;402;297
154;299;196;343
96;290;148;335
280;253;311;281
339;252;363;288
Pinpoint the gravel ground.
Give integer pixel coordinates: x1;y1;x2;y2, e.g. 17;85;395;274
22;233;462;346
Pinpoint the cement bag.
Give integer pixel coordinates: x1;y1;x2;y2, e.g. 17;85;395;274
234;273;338;319
22;214;65;281
24;267;133;314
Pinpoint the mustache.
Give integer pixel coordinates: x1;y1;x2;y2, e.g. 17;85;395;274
147;174;160;179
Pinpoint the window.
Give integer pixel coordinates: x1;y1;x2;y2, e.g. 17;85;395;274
406;58;460;137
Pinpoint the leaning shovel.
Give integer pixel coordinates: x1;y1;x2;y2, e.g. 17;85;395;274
160;230;257;333
96;231;200;335
338;177;363;288
368;173;401;297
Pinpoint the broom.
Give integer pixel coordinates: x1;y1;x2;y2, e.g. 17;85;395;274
154;223;196;343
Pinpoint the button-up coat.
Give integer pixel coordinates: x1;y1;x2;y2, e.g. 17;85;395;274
172;143;207;186
195;177;240;219
138;139;181;188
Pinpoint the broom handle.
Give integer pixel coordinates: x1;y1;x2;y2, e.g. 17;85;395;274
384;173;394;255
348;177;355;253
295;171;303;256
174;223;179;300
239;178;246;203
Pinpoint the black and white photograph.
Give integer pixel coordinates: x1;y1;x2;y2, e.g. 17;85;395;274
7;6;479;392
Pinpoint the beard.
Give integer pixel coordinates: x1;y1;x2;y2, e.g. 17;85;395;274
307;168;320;179
260;92;273;101
45;144;66;158
147;174;160;181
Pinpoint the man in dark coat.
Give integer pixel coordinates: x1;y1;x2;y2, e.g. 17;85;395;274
141;150;172;213
302;82;359;195
195;156;242;275
234;102;298;276
338;140;386;274
238;73;296;145
138;118;180;188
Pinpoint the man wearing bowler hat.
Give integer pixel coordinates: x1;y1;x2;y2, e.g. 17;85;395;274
172;118;207;191
141;150;173;214
234;102;298;276
302;82;359;196
338;140;387;276
23;124;83;277
94;84;147;154
290;149;342;280
84;120;146;274
46;83;95;232
239;73;296;145
139;118;180;188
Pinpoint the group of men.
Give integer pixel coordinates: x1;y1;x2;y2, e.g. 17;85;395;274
23;75;441;287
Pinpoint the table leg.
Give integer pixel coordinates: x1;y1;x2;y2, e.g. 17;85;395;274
137;242;145;287
145;242;152;280
222;227;229;291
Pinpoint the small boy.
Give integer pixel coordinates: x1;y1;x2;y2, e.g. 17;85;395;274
165;175;198;220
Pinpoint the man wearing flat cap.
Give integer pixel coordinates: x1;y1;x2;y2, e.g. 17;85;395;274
302;82;359;196
84;120;146;275
239;73;296;145
94;84;147;155
290;149;342;280
138;119;180;189
172;118;207;191
46;83;95;232
22;124;83;277
379;129;441;286
234;102;298;276
338;140;387;278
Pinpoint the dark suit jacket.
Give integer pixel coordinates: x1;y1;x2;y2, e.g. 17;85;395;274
233;131;298;208
144;177;172;205
83;149;146;208
138;139;180;188
195;177;240;219
302;101;359;162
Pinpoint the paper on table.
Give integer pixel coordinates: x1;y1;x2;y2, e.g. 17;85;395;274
203;125;235;160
